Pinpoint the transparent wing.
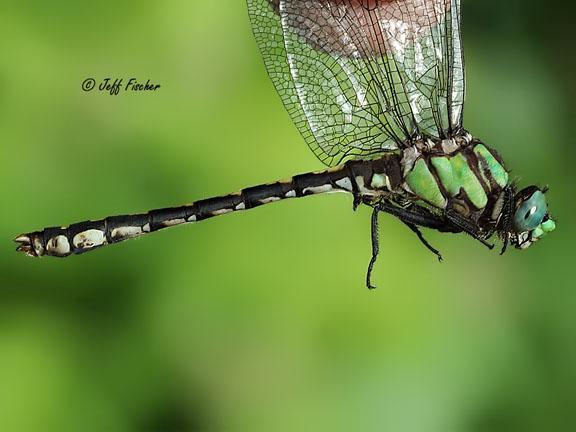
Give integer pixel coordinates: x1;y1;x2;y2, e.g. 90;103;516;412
247;0;465;166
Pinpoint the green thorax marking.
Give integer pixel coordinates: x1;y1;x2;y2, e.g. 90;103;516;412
431;153;488;209
405;143;509;211
370;173;387;189
405;159;446;208
473;144;509;188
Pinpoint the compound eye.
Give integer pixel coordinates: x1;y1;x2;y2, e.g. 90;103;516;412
513;190;547;232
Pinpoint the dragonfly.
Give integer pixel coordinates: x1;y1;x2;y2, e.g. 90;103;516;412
15;0;555;288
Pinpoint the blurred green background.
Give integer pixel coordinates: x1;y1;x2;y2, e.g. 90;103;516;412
1;1;575;431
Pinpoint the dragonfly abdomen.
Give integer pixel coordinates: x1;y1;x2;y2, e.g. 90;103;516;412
15;154;404;258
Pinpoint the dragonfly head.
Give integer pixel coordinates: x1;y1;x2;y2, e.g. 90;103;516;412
511;186;555;249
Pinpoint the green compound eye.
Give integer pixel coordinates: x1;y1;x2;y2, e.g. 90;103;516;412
513;190;547;232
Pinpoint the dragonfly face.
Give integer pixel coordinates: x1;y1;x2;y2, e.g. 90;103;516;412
511;186;555;249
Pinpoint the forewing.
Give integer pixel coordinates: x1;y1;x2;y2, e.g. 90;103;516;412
247;0;465;166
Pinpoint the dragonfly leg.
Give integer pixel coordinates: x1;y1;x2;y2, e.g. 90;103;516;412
352;193;362;211
366;205;381;290
498;186;515;255
372;199;460;233
374;200;445;260
365;200;452;289
402;222;443;262
444;210;495;250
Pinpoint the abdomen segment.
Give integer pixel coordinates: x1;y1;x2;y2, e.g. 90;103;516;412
15;154;402;257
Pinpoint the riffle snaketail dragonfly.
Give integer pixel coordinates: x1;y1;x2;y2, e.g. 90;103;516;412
15;0;556;288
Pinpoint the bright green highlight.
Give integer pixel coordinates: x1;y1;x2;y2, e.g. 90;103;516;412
429;157;453;190
542;219;556;233
370;173;387;189
532;218;555;240
406;159;446;208
431;155;488;209
532;226;544;239
474;144;509;188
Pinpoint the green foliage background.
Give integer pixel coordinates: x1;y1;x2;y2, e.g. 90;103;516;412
0;1;574;431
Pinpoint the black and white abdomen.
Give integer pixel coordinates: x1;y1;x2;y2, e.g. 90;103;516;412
15;153;404;258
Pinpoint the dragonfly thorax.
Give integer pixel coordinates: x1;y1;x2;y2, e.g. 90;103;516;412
401;136;509;217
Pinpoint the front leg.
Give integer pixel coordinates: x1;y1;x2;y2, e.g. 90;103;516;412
370;199;460;233
402;221;443;262
444;209;495;250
